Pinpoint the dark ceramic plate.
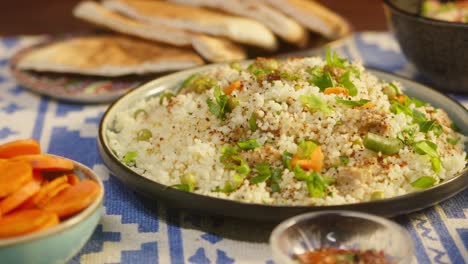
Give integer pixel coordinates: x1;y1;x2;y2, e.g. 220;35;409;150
97;64;468;222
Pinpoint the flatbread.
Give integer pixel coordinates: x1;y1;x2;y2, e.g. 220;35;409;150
17;35;204;76
262;0;351;39
102;0;278;50
73;1;192;46
191;34;246;62
73;1;246;62
168;0;308;46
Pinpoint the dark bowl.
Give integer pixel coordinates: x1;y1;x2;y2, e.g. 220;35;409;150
383;0;468;94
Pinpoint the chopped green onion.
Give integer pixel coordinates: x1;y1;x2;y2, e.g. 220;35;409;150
270;169;282;193
451;122;460;132
414;140;438;158
447;137;461;145
311;72;335;90
297;140;318;159
251;162;272;184
282;151;293;170
335;98;370;106
159;92;174;105
411;176;436;189
229;156;251;175
300;94;334;115
220;145;238;163
124;151;138;164
237;139;260;150
408;97;427;107
133;109;148;119
229;62;242;71
339;71;358;96
293;165;311;181
431;157;441;173
363;132;403;155
207;86;230;120
136;129;152;141
325;48;346;68
177;73;200;93
306;172;328;198
249;112;258;132
390;102;412;116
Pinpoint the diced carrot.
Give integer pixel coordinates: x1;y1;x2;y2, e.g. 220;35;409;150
361;102;376;109
31;212;60;232
0;180;41;215
323;87;349;96
11;154;74;172
0;160;33;198
0;138;41;159
0;209;51;238
42;180;100;218
36;183;71;208
28;175;68;208
67;173;81;186
223;80;242;95
397;95;406;104
291;146;323;172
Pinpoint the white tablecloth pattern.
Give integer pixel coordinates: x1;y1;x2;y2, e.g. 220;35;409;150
0;32;466;264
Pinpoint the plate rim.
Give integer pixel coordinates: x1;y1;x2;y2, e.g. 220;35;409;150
97;64;468;221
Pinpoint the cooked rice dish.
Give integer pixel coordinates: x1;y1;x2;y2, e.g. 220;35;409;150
108;53;466;205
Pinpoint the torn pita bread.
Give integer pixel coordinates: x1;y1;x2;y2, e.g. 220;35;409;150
73;1;192;46
262;0;351;39
168;0;308;46
191;34;246;62
73;1;246;62
17;35;204;76
102;0;278;50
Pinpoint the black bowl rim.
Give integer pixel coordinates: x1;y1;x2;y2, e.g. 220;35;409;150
97;65;468;221
383;0;468;28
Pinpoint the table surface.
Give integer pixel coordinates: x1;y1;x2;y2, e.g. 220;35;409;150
0;32;467;264
0;0;387;36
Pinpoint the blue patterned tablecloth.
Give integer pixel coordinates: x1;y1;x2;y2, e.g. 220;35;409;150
0;32;467;264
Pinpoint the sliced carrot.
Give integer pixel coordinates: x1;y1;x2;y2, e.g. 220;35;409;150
11;154;74;172
67;173;81;186
36;183;71;208
0;160;33;198
29;175;68;207
291;146;323;172
323;87;349;96
0;209;51;238
397;95;406;104
42;180;100;218
31;212;60;232
223;80;242;95
0;180;41;215
32;171;45;185
0;138;41;159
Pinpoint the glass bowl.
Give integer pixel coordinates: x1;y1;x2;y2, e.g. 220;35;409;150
270;210;414;264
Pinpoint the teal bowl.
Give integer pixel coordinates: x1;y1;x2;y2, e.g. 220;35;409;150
0;158;104;264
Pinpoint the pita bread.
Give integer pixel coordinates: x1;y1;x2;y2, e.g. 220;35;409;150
73;1;246;62
102;0;278;50
73;1;192;46
191;35;246;62
17;35;204;76
262;0;351;39
168;0;308;46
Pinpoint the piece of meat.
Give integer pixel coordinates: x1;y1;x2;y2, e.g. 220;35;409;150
359;108;390;135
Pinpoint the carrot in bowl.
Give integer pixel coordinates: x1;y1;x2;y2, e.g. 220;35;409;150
41;180;100;218
0;209;54;238
0;180;41;214
0;160;33;198
0;138;41;159
12;154;74;172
